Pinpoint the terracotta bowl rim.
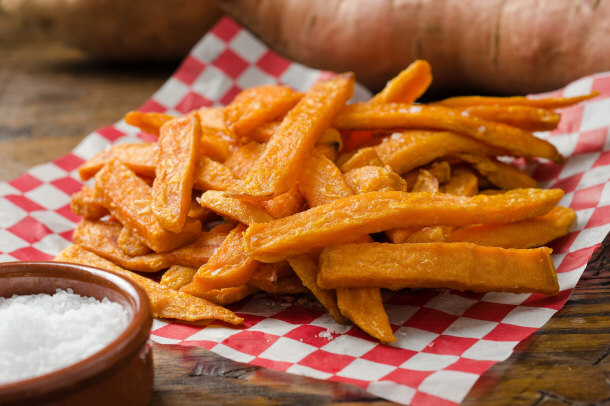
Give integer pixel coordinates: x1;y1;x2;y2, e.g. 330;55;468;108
0;261;152;404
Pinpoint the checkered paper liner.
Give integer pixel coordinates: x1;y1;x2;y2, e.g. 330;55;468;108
1;17;610;405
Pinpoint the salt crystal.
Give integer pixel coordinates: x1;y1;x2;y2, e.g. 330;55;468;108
0;288;130;384
477;126;486;133
390;132;403;140
317;329;334;340
409;106;422;113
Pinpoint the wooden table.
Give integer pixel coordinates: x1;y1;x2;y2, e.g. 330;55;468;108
2;12;609;405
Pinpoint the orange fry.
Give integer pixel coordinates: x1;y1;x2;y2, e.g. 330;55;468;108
298;151;353;207
200;190;274;225
369;60;432;104
160;265;197;290
446;206;575;248
225;85;303;137
340;147;384;172
78;143;157;181
70;186;108;220
152;115;201;233
235;73;354;198
193;157;242;191
318;242;559;296
118;227;151;256
345;166;408;194
124;111;175;136
410;169;439;193
243;189;564;262
55;245;243;324
434;92;599;109
460;105;561;132
374;131;505;175
181;283;259;306
223;141;265;179
386;226;447;244
441;167;479;196
336;288;395;343
199;126;237;162
335;103;563;163
246;121;280;143
453;153;538;189
260;184;304;219
95;160;201;252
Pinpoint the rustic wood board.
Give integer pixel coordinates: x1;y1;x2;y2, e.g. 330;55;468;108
1;12;608;405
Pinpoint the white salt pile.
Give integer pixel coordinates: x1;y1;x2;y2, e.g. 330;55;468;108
0;288;130;384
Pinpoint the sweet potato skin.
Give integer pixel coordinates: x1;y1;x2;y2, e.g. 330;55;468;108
217;0;610;95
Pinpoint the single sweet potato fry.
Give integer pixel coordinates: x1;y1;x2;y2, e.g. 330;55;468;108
193;157;242;191
433;92;599;109
314;128;343;162
336;288;395;343
340;147;384;172
223;141;265;179
189;224;260;290
181;283;259;306
124;111;175;136
260;184;304;219
153;115;201;233
247;262;294;293
453;153;538;189
94;160;201;252
70;186;109;219
374;131;505;175
446;206;575;248
298;151;353;208
318;242;559;296
287;255;344;324
118;227;152;256
335;103;563;163
234;73;354;198
369;60;432;105
78;143;157;181
199;126;237;162
200;190;274;225
249;272;308;295
386;226;447;244
54;244;243;324
441;167;479;196
246;121;280;143
345;166;408;194
193;107;227;130
161;265;197;290
428;161;451;184
243;189;564;262
225;85;303;137
459;105;561;132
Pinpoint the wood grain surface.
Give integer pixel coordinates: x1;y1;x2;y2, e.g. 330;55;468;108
1;11;609;405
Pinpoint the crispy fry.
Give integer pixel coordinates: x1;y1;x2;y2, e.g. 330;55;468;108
345;166;408;193
124;111;175;136
427;161;451;184
78;143;157;181
225;85;303;137
386;226;447;244
318;242;559;295
339;147;384;172
55;245;243;324
243;189;564;262
336;288;395;343
152;115;201;233
434;92;599;109
188;198;214;221
411;169;439;193
193;157;242;191
247;262;295;293
200;190;274;225
234;73;354;198
260;184;304;219
453;153;538;189
314;128;343;161
369;60;432;104
223;141;265;179
374;131;505;175
298;152;353;207
192;107;227;130
287;255;344;323
246;121;280;143
94;160;201;252
441;167;479;196
188;224;260;290
160;265;197;290
74;219;226;271
118;227;151;256
459;105;561;132
181;283;259;306
335;103;563;163
70;186;109;220
249;272;307;295
199;126;237;162
446;206;575;248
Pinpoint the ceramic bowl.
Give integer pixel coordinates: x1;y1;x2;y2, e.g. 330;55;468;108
0;261;153;406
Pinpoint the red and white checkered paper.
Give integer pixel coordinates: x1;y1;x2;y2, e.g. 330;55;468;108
1;17;610;405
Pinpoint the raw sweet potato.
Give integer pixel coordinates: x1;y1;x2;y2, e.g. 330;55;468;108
243;189;564;262
217;1;610;95
54;245;243;324
318;242;559;295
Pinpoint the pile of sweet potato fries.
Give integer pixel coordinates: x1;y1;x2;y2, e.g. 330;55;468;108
56;61;594;343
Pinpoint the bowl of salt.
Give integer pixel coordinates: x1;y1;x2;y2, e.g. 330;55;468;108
0;261;153;406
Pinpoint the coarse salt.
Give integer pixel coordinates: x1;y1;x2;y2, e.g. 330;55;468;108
0;288;130;384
